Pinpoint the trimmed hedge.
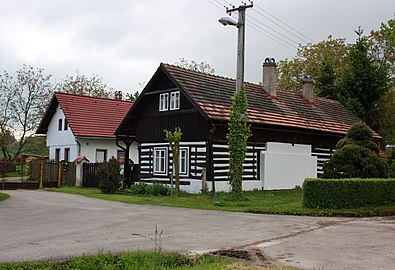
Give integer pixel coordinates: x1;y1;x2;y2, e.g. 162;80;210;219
303;178;395;209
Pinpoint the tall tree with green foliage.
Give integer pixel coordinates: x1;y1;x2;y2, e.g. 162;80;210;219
322;122;388;178
338;28;390;130
165;127;183;192
226;85;251;199
369;16;395;85
278;36;349;92
315;55;339;99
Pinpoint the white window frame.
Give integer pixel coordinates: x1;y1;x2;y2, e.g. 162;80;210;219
96;149;107;163
170;91;180;110
153;147;167;175
159;93;169;111
179;147;188;176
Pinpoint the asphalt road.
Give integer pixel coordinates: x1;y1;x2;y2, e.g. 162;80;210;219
0;190;394;269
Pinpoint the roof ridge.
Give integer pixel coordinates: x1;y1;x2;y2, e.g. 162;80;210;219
161;62;237;83
55;91;133;104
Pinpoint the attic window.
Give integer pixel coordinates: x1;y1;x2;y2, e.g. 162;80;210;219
159;93;169;111
58;119;63;131
170;91;180;110
64;119;68;130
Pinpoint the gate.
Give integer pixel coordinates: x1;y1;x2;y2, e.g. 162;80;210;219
82;163;101;187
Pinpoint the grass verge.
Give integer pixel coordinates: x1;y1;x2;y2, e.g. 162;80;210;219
0;252;292;270
48;187;395;217
0;192;10;202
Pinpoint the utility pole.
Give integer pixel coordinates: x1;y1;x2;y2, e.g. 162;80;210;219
225;2;253;93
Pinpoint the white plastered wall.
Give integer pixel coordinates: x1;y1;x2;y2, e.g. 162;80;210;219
260;142;317;190
77;138;139;163
46;105;78;161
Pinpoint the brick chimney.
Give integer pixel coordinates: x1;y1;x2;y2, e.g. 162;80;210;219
114;90;123;100
301;76;314;102
262;58;278;97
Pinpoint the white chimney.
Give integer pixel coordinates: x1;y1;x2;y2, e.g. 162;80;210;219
262;58;278;97
301;76;314;102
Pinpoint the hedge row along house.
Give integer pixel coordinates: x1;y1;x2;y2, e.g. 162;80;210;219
115;60;382;193
37;60;382;192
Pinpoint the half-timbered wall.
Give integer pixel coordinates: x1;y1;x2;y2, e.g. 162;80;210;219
312;147;335;177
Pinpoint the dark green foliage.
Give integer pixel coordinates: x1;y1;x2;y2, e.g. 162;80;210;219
389;150;395;177
316;56;339;99
226;85;251;198
338;28;390;128
303;178;395;209
97;157;122;194
125;182;170;196
322;122;388;178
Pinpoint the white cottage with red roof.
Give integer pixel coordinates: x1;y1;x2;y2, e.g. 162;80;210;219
37;93;137;166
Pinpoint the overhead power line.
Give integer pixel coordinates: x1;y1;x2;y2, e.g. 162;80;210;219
254;3;316;43
207;0;298;51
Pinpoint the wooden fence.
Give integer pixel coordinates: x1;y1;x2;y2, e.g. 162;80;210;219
82;163;101;187
30;161;76;186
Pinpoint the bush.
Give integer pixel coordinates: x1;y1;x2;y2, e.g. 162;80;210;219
97;157;122;194
125;182;170;196
303;178;395;209
322;122;388;178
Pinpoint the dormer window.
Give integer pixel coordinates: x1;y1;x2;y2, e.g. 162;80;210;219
170;91;180;110
159;93;169;111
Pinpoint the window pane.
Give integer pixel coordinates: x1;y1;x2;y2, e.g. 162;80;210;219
179;148;188;174
64;148;70;162
64;119;68;130
58;119;62;131
55;148;60;162
96;150;107;162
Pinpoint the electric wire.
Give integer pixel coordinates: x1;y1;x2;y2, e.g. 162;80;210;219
207;0;297;51
254;3;316;43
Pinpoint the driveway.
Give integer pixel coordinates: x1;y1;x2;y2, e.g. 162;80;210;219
0;190;394;269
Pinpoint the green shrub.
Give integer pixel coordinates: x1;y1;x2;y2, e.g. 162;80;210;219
322;122;388;178
125;182;170;196
303;178;395;209
97;157;122;194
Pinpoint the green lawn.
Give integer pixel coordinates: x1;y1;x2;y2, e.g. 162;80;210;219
49;187;395;217
0;192;10;202
0;251;292;270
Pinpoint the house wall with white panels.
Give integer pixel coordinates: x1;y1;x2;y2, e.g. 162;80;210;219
260;142;317;190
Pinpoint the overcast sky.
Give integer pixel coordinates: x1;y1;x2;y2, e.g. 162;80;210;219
0;0;393;95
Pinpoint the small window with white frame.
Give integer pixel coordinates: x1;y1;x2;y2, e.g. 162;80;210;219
159;93;169;111
153;147;167;174
179;147;188;175
170;91;180;110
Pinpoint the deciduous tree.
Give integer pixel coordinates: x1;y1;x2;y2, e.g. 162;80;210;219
278;36;349;92
0;65;53;158
55;71;112;98
165;127;183;192
174;58;215;74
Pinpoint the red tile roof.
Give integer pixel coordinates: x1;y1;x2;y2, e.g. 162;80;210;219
37;93;133;138
161;63;382;139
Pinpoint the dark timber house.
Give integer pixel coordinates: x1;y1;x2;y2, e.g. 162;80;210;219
116;60;382;193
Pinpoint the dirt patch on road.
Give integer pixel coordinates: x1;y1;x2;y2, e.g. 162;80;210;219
211;248;275;268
